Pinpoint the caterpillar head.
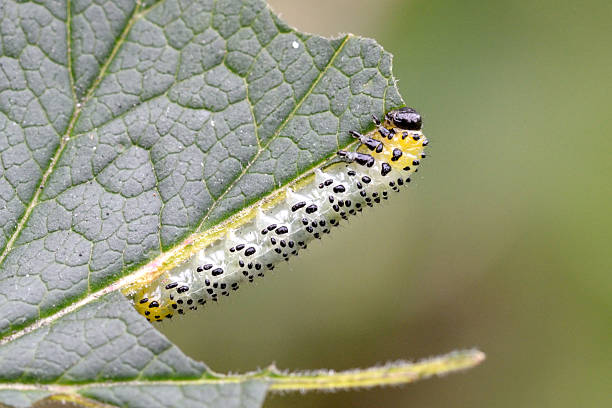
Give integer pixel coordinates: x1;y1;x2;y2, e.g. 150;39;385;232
385;107;422;131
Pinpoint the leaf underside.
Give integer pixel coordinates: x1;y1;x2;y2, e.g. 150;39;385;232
0;0;481;406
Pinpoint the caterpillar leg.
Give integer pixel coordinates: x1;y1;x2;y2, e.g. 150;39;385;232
349;130;384;153
337;150;375;167
372;115;395;139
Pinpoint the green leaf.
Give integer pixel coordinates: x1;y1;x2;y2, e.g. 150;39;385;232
0;348;484;407
0;0;482;406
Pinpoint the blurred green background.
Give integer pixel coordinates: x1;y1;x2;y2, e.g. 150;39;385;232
161;1;612;406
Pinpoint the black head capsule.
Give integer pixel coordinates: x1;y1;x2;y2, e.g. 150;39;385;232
385;107;422;131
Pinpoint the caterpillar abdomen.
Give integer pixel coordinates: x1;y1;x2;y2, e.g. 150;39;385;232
124;108;428;321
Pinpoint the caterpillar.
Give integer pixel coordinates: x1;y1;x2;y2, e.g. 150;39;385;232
123;108;428;322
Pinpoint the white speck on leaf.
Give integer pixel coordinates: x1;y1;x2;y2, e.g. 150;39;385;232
292;41;299;49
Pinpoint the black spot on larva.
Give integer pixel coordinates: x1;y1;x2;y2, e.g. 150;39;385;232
255;263;262;270
292;201;306;212
178;309;184;314
267;224;277;231
212;268;224;276
239;260;245;267
324;179;334;186
391;148;403;161
261;229;268;234
245;247;256;256
187;299;193;305
376;143;384;153
212;283;218;288
229;247;235;252
243;271;248;276
421;153;427;158
328;195;334;203
403;166;410;171
311;221;317;227
280;240;286;247
381;163;392;176
338;200;344;207
360;190;367;197
144;311;150;316
305;204;318;214
177;286;189;293
423;139;429;146
270;237;277;245
362;176;371;184
172;304;178;309
205;279;210;286
149;301;159;308
345;200;352;207
274;248;282;254
236;244;245;251
165;282;178;290
220;283;226;289
333;184;346;194
357;182;363;189
412;160;420;166
348;170;356;176
203;264;213;270
302;218;309;225
397;178;404;186
319;220;326;226
276;226;289;234
139;298;148;304
413;134;421;141
196;266;203;272
306;226;314;233
406;177;411;183
332;204;340;212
